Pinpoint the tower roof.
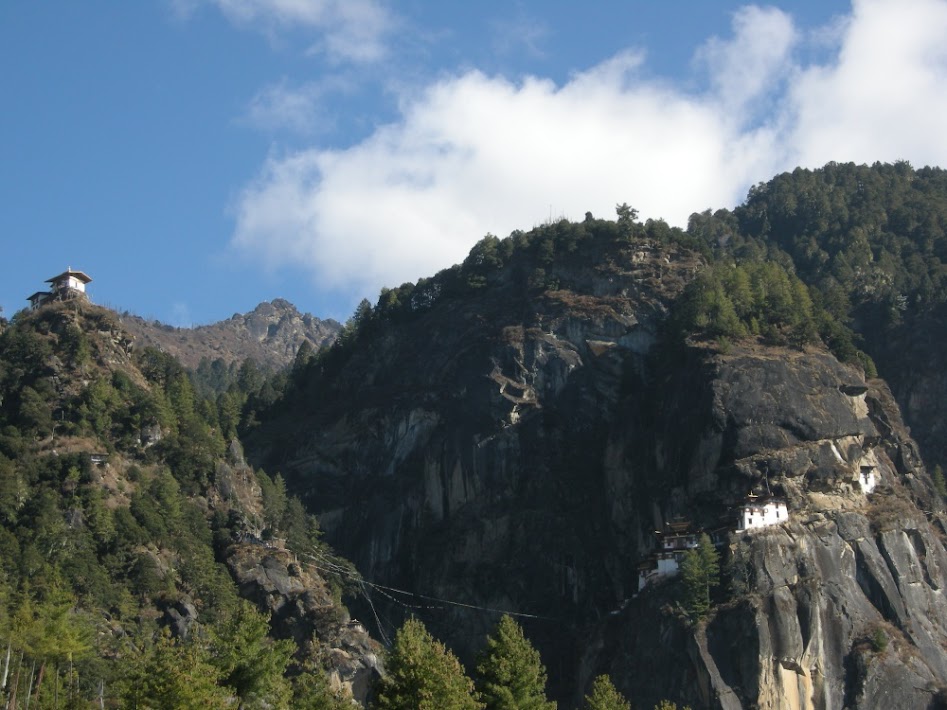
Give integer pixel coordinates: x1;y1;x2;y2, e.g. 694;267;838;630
46;268;92;285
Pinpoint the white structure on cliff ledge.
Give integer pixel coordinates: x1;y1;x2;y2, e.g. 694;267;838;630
858;465;878;494
736;495;788;532
637;520;701;591
27;268;92;310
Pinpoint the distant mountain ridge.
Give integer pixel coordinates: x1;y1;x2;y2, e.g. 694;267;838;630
119;298;341;370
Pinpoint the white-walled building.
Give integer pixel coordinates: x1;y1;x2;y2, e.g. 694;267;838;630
736;495;788;532
27;268;92;309
858;465;878;494
27;291;52;310
47;268;91;295
637;520;702;591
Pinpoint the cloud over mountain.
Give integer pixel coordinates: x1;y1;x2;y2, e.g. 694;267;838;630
230;0;947;304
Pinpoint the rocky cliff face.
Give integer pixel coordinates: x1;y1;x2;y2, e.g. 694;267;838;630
862;302;947;477
213;448;383;704
583;345;947;709
226;541;382;702
249;234;947;709
120;298;340;370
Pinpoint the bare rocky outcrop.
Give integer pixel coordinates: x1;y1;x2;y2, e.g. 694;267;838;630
227;541;382;703
120;299;340;370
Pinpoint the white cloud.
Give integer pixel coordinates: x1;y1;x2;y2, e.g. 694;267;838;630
178;0;393;62
230;0;947;303
788;0;947;167
243;78;351;135
696;6;797;117
490;10;550;60
231;58;771;297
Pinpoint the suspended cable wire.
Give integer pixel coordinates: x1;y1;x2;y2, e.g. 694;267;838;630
298;552;555;622
359;579;391;647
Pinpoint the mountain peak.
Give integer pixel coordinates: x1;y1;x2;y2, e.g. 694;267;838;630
120;300;341;370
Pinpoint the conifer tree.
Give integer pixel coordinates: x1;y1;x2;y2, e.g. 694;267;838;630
375;617;482;710
211;600;294;708
118;630;230;709
475;615;555;710
583;675;630;710
680;534;720;620
291;660;352;709
933;465;947;499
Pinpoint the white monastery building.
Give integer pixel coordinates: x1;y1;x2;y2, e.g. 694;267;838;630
736;495;788;533
637;521;700;592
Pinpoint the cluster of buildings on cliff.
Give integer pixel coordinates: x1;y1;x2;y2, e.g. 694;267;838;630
638;461;879;592
636;494;789;593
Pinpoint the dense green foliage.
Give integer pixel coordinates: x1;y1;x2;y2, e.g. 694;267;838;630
375;617;483;710
933;466;947;500
674;261;817;345
474;615;555;710
583;675;631;710
680;534;720;620
117;629;232;709
687;162;947;366
734;162;947;314
0;303;349;707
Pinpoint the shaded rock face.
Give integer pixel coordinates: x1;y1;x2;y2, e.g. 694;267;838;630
251;240;947;708
865;303;947;475
120;299;341;370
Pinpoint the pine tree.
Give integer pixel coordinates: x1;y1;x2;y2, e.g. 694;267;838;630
375;617;482;710
211;600;294;707
118;630;231;710
680;534;720;620
291;660;352;709
583;675;630;710
475;615;555;710
933;465;947;499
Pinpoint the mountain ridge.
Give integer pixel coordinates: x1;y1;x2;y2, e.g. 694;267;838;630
118;298;341;371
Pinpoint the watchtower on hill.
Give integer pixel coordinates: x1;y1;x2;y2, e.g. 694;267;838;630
27;268;92;309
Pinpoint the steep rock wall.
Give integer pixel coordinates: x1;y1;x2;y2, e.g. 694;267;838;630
251;241;947;708
585;345;947;710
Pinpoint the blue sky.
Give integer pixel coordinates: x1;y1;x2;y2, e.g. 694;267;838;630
3;0;947;326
